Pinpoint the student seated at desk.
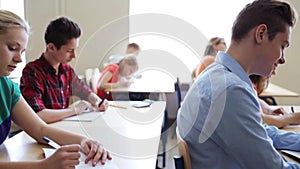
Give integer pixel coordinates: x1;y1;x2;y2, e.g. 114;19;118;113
20;17;108;124
0;10;111;169
103;43;140;67
97;56;138;100
177;1;300;168
193;37;227;78
250;74;300;128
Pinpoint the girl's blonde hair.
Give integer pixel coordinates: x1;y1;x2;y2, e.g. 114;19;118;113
203;37;224;56
118;55;138;73
0;9;30;35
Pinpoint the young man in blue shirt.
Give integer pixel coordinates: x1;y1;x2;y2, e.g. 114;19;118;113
177;0;299;168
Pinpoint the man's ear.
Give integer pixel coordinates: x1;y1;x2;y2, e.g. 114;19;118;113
46;43;56;52
255;24;268;44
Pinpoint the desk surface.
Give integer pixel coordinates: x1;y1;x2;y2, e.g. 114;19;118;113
0;101;166;169
108;69;175;93
260;83;299;97
279;106;300;132
277;106;300;163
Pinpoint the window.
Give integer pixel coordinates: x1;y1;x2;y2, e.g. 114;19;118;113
129;0;253;82
0;0;25;82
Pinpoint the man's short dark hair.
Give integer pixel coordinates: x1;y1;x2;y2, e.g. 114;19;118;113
44;17;81;50
232;0;297;42
127;43;140;50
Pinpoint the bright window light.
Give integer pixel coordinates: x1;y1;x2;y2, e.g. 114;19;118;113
0;0;25;81
129;0;253;82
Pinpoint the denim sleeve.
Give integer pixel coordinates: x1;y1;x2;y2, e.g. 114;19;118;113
219;85;300;169
265;124;300;151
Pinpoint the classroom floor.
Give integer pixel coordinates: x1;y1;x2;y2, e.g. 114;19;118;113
156;119;179;169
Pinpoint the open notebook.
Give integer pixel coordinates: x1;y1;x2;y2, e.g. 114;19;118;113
63;111;104;122
43;148;119;169
281;150;300;161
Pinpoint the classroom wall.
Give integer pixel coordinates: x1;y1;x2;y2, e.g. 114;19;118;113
24;0;129;74
270;0;300;105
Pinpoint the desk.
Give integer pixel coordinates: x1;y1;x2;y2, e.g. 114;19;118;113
276;106;300;163
0;101;166;169
279;106;300;132
260;83;299;98
108;69;175;93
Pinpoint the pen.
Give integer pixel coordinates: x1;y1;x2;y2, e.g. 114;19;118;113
98;92;109;107
291;106;295;113
43;137;61;149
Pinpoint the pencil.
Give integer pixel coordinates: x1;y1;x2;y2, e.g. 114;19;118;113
109;104;127;109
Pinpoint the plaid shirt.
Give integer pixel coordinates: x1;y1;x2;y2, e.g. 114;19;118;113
20;54;92;112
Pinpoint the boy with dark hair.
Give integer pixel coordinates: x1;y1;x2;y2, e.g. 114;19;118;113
21;17;108;123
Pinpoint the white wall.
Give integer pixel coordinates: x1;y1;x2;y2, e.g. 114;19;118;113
271;0;300;105
24;0;129;74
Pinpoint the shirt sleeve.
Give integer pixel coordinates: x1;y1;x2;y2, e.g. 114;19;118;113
69;68;92;100
20;65;46;112
215;84;300;169
265;124;300;151
11;80;21;110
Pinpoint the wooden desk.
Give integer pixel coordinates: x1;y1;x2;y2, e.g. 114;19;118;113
279;106;300;132
108;69;175;93
260;83;299;98
0;101;166;169
275;106;300;163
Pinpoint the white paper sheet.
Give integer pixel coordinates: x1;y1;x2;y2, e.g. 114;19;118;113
63;111;104;122
281;149;300;160
43;148;119;169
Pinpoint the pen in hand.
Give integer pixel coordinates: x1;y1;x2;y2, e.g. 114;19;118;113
291;106;295;113
43;137;61;149
98;92;109;107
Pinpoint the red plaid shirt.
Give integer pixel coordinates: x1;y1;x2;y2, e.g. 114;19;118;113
20;54;92;112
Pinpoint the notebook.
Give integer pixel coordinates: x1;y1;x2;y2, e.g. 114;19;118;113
131;99;154;108
63;111;104;122
281;150;300;161
43;148;119;169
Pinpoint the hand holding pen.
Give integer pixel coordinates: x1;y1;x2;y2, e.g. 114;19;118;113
43;137;112;166
98;92;109;111
42;137;81;168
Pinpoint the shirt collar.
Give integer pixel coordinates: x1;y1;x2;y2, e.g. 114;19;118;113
215;51;253;89
40;53;66;75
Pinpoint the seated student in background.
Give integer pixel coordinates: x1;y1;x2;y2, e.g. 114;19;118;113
250;74;300;128
20;17;108;124
0;9;111;169
177;0;300;168
193;37;227;78
97;56;138;100
103;43;140;67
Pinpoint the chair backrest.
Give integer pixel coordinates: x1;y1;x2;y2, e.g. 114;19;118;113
176;127;192;169
85;68;101;93
175;77;182;107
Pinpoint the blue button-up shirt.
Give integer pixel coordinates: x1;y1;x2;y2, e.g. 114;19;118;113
177;51;300;169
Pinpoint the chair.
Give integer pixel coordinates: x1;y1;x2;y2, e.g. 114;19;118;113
259;96;278;105
85;68;101;93
157;78;182;168
175;127;192;169
170;78;183;139
156;109;168;168
175;77;182;108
